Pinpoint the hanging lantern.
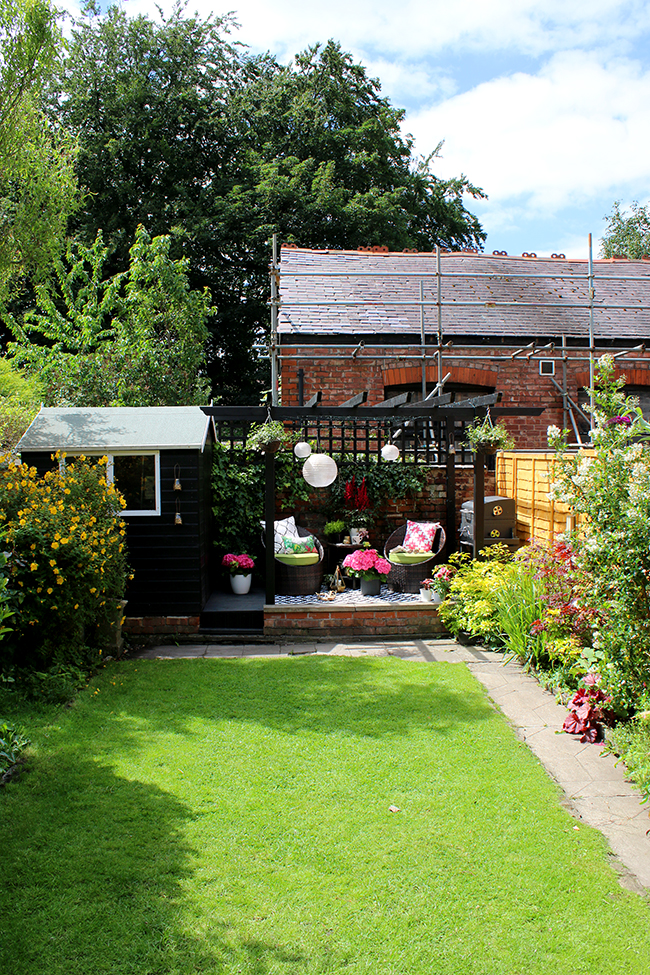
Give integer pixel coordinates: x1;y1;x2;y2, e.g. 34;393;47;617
294;441;312;459
302;454;338;488
381;443;400;461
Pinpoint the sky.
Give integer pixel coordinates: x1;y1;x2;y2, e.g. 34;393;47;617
67;1;650;259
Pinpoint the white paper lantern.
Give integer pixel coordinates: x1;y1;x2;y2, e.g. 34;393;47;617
381;443;400;461
302;454;338;488
294;441;312;459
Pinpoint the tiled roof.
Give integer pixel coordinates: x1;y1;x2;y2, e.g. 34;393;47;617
278;248;650;340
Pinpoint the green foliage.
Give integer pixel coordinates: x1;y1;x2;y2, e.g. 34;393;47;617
493;564;546;665
601;201;650;259
549;355;650;710
0;357;42;451
463;415;515;452
211;443;312;564
0;718;28;771
0;454;128;671
46;6;485;402
323;519;346;535
0;0;78;303
245;421;289;452
324;456;427;529
606;714;650;803
6;226;212;406
437;546;513;645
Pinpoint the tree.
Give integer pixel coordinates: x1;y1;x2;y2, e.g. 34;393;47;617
0;0;78;304
6;226;213;406
48;5;486;402
601;201;650;259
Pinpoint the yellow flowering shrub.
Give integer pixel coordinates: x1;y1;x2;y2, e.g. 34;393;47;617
0;454;129;668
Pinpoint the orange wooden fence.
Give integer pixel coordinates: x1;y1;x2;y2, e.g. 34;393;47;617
495;451;589;544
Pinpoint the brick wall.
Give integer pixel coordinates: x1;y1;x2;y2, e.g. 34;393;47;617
285;465;495;549
264;602;447;638
123;616;201;636
281;344;650;450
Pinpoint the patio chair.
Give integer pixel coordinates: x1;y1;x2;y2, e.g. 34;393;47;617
384;521;446;593
263;523;325;596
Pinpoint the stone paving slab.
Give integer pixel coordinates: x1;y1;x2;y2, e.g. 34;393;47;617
133;635;650;892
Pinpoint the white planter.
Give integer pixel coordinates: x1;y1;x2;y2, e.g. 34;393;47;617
419;588;432;602
230;573;252;595
350;528;364;544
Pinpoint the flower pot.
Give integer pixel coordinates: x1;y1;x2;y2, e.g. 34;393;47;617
231;573;252;594
431;591;443;604
350;528;364;544
259;439;282;454
419;588;432;602
360;577;381;596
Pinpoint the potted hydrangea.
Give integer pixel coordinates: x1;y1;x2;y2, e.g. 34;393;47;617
222;553;255;594
342;548;391;596
420;564;456;603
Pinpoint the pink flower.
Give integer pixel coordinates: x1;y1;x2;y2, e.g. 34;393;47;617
222;553;255;575
342;548;391;580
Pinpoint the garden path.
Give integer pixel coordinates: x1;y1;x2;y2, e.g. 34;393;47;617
134;637;650;893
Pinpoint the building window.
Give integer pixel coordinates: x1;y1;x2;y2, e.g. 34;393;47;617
62;452;161;516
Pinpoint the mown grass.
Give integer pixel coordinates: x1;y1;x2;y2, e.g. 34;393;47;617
1;655;649;975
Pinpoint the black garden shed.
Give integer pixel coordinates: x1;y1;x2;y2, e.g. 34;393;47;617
18;406;214;617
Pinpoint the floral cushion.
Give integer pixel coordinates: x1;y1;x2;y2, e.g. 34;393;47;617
261;515;300;553
403;521;441;552
279;534;319;555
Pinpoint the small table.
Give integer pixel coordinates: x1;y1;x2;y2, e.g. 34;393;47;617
325;542;364;575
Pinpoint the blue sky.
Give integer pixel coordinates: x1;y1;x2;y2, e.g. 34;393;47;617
72;1;650;259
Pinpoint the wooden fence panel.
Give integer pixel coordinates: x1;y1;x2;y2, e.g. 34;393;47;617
495;451;588;544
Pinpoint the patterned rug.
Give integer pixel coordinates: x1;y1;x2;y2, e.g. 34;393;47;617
276;585;421;606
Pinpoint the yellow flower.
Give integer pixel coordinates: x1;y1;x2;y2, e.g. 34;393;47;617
47;587;53;594
29;563;38;571
51;541;59;550
74;603;79;609
56;577;63;585
30;543;36;550
90;587;97;594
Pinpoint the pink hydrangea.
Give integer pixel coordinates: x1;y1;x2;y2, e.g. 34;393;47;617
222;553;255;575
342;548;391;580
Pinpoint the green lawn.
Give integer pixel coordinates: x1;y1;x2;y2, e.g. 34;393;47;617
1;655;649;975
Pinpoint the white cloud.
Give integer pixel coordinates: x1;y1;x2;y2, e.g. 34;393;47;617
408;51;650;215
100;0;650;62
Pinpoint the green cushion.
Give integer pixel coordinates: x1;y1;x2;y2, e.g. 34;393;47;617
389;552;433;564
275;552;320;566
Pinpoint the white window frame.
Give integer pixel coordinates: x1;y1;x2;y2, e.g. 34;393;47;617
62;451;161;517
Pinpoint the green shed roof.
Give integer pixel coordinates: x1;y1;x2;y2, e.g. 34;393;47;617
18;407;213;453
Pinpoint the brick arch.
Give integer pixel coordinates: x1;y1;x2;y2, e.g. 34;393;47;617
382;363;500;389
575;367;650;388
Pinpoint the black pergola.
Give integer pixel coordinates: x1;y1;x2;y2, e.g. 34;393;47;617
202;397;544;603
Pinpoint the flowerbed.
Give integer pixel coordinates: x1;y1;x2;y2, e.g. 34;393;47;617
0;454;129;674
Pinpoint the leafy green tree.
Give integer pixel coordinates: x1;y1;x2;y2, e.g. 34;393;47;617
48;5;485;402
0;357;41;450
0;0;78;304
601;201;650;259
6;226;213;406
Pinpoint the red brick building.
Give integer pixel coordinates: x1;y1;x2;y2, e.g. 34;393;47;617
276;247;650;448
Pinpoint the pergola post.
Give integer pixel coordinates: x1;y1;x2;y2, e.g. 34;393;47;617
264;452;276;605
472;451;485;559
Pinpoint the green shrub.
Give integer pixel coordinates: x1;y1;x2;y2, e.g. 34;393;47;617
0;719;29;774
605;715;650;803
437;546;512;646
0;454;128;671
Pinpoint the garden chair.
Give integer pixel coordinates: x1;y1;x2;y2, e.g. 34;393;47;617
383;521;446;593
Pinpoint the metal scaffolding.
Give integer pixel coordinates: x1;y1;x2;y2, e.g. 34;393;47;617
270;234;650;442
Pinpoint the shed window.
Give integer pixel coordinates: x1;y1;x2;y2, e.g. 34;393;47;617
61;452;161;516
112;455;158;514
